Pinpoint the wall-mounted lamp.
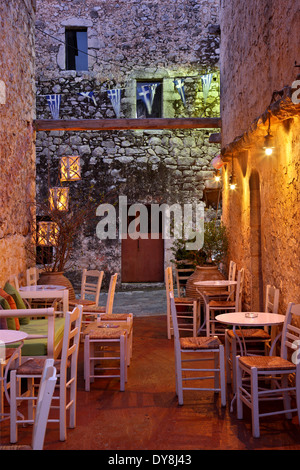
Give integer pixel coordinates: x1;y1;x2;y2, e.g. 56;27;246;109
263;110;275;156
49;187;69;211
214;169;221;182
60;155;81;182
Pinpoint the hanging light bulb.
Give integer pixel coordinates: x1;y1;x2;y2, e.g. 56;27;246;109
263;110;275;156
229;156;237;190
214;169;221;182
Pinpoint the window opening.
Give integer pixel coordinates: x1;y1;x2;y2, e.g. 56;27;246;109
65;28;88;71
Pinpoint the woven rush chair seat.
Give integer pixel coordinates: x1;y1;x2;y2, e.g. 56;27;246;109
180;336;221;350
209;300;236;308
226;328;271;339
83;322;130;340
174;297;196;303
69;298;96;307
238;355;295;371
13;357;64;376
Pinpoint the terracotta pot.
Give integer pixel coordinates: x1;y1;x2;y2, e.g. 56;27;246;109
38;271;76;301
185;265;225;299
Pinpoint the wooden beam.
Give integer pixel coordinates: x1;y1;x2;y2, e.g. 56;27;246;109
34;117;221;132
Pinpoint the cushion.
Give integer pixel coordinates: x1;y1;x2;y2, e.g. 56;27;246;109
4;282;30;325
0;289;19;330
0;304;8;329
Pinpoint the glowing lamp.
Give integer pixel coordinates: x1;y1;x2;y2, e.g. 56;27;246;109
49;187;69;211
60;155;81;181
214;169;221;182
263;132;275;156
37;222;58;246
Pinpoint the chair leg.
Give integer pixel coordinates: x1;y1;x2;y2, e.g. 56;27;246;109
251;367;260;438
206;304;210;336
219;345;226;407
214;352;219;390
120;335;126;392
296;367;300;426
10;370;18;444
176;349;183;405
231;336;237;391
84;335;90;392
236;356;243;420
282;375;292;419
59;381;67;441
225;331;231;384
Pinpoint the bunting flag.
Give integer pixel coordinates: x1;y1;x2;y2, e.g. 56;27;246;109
174;78;186;106
107;88;121;118
46;94;61;119
78;91;97;106
201;73;213;103
137;83;158;115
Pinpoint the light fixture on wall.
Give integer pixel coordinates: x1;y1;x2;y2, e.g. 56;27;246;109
229;156;237;190
37;221;58;246
214;169;221;182
49;187;69;211
60;155;81;182
263;110;275;156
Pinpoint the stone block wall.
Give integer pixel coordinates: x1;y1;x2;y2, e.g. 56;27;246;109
219;0;300;313
35;0;222;286
0;0;36;286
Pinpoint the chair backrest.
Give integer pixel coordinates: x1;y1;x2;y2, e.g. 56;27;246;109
105;273;118;315
8;275;20;291
80;269;104;305
165;267;175;315
26;267;39;286
234;268;244;311
281;303;300;362
169;292;180;345
227;261;237;299
31;359;57;450
265;285;279;313
60;305;83;385
175;261;194;298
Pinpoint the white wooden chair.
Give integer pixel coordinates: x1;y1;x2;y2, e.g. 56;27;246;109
236;302;300;438
69;269;104;308
165;267;200;339
169;292;226;406
81;274;133;365
199;268;244;337
225;285;280;388
10;305;82;443
26;267;39;286
0;359;57;450
175;261;195;297
84;319;128;392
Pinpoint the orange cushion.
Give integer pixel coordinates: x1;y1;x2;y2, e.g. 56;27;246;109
0;288;20;330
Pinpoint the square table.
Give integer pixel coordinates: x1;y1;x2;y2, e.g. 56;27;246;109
19;285;69;316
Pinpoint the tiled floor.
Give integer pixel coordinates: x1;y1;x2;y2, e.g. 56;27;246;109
1;308;300;451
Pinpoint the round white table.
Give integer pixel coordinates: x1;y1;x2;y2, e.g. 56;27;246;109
19;284;69;316
0;330;28;421
194;280;237;288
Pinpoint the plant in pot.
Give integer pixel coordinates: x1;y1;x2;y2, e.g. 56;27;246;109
171;219;228;298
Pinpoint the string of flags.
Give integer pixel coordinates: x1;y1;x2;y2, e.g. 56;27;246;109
44;73;215;119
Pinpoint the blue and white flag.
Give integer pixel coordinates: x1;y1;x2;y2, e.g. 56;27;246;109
78;91;97;106
137;83;158;115
107;88;121;118
174;78;186;106
201;73;213;103
46;94;61;119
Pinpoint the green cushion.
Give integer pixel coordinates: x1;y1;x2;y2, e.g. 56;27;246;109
7;317;65;356
0;295;16;329
4;282;30;325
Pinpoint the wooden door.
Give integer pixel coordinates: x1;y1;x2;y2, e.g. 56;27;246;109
121;205;164;283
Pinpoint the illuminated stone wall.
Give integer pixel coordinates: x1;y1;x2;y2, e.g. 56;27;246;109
220;0;300;313
0;0;36;286
35;0;222;286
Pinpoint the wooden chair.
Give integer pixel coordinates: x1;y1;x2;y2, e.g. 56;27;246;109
165;267;200;339
236;302;300;438
175;261;195;297
84;319;129;392
169;292;226;406
10;305;83;443
26;267;39;286
200;268;244;337
0;359;57;450
82;274;133;365
69;269;104;308
225;285;280;388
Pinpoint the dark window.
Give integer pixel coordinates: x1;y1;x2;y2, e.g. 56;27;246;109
136;81;162;118
65;28;88;71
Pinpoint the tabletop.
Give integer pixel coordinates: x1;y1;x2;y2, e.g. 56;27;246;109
194;280;237;287
0;330;28;344
216;312;285;327
19;284;67;292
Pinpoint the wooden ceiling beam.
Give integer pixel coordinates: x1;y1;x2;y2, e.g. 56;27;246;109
34;117;221;132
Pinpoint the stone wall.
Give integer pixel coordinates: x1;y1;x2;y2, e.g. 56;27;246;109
35;0;222;287
219;0;300;314
0;0;36;286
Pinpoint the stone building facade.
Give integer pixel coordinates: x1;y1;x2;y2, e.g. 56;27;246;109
219;0;300;313
0;0;36;285
35;0;222;287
